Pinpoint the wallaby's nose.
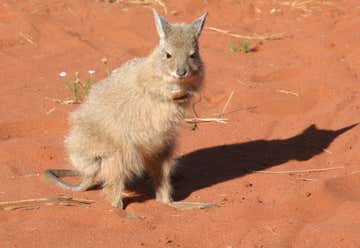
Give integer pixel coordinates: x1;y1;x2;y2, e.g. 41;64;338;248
175;68;188;78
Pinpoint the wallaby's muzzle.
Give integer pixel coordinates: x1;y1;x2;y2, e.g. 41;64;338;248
175;67;188;78
172;65;191;79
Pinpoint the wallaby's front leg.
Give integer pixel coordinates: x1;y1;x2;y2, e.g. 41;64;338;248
148;159;173;204
154;159;219;210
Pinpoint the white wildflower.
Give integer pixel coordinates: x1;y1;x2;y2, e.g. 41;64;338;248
59;71;67;77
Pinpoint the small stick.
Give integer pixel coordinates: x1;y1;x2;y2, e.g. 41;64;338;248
189;93;202;130
0;196;94;211
296;178;318;181
18;32;37;46
46;108;56;115
127;0;168;14
349;170;360;175
101;58;111;76
23;173;41;177
184;117;227;124
206;27;286;41
190;92;201;118
254;166;344;174
154;0;168;14
47;97;79;105
322;148;333;154
276;89;299;97
219;91;234;117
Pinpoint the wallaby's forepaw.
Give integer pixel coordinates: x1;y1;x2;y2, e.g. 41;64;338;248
169;201;219;210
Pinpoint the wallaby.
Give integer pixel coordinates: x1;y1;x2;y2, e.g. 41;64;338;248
44;9;217;214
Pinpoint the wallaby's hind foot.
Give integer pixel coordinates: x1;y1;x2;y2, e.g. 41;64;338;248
104;178;145;219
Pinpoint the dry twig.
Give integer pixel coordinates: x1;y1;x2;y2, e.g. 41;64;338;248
276;89;299;97
219;91;234;117
281;0;330;12
254;166;344;174
322;148;333;154
0;196;94;211
46;108;56;115
348;170;360;175
121;0;168;14
190;92;201;119
206;27;285;41
296;178;318;181
184;117;227;124
46;97;78;105
188;93;202;130
18;32;37;46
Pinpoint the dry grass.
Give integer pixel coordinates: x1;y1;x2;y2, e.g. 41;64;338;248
18;32;37;46
280;0;333;12
207;27;286;41
102;0;168;13
185;92;229;127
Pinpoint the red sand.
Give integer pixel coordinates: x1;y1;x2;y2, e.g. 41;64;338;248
1;0;359;247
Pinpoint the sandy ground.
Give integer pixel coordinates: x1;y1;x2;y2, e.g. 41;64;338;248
1;0;360;247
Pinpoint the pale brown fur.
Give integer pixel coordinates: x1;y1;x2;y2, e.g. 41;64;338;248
44;10;217;211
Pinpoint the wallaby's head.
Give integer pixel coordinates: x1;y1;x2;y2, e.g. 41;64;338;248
151;9;207;99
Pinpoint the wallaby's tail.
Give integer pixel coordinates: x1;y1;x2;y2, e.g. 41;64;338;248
43;169;95;192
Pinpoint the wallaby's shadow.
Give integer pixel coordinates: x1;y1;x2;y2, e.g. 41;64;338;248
172;123;357;200
124;123;356;205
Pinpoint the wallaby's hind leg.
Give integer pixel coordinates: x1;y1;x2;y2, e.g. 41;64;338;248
101;152;144;219
101;153;125;208
150;159;219;210
103;177;143;219
103;176;125;209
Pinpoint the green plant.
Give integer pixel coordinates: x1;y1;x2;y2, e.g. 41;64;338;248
240;40;250;54
83;71;95;96
62;71;95;104
65;72;82;104
228;40;251;54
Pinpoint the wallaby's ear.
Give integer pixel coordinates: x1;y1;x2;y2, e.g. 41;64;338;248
303;124;317;134
191;12;207;37
153;9;170;39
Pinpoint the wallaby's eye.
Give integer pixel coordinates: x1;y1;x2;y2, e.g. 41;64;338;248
166;52;172;59
189;52;196;59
